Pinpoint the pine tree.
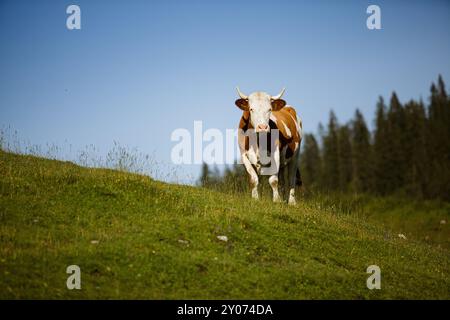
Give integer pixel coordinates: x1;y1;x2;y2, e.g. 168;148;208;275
352;109;372;192
300;134;322;190
439;76;450;200
316;122;326;189
427;77;450;199
199;162;211;187
437;76;450;149
373;96;389;194
337;125;353;191
403;100;428;197
385;92;406;193
322;111;340;191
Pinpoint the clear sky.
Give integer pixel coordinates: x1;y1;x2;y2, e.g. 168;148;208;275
1;0;450;183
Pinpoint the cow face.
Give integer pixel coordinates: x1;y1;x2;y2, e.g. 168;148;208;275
235;88;286;133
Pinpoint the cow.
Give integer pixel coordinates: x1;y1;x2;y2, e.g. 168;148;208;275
235;87;302;205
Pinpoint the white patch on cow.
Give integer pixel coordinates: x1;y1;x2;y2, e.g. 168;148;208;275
247;147;258;165
297;116;303;140
269;176;281;202
269;113;277;124
282;121;291;138
289;114;301;133
241;152;259;199
288;188;296;205
268;146;281;202
247;92;272;132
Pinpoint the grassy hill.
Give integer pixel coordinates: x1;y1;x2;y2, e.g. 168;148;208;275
0;150;449;299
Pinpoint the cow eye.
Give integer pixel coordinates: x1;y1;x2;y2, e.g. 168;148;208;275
249;108;254;112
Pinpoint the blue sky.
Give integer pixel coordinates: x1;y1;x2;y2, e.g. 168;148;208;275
1;0;450;182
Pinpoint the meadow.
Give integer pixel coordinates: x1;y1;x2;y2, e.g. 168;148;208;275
0;150;448;299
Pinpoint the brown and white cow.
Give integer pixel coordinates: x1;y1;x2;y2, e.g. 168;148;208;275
235;87;302;205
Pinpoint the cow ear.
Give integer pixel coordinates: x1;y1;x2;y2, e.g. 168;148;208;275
235;99;249;111
271;99;286;111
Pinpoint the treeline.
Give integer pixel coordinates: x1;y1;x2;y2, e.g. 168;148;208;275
199;76;450;201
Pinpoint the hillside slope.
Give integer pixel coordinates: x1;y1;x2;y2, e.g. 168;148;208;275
0;151;448;299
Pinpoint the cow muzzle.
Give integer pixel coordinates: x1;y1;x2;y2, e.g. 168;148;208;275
256;123;269;133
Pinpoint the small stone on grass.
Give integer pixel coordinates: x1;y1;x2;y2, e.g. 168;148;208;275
217;235;228;242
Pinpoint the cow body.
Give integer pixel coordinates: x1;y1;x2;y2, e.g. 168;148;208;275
235;89;302;205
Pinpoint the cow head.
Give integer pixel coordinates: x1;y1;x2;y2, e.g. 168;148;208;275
235;88;286;133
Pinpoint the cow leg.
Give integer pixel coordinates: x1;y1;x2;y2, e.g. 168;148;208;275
278;145;288;201
278;165;286;201
268;145;281;203
241;153;259;200
269;175;281;202
287;152;299;206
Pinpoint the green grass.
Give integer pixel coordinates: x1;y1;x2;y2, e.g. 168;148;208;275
0;150;449;299
302;192;450;250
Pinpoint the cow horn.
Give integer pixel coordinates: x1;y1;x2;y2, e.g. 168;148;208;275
271;88;286;100
236;87;248;100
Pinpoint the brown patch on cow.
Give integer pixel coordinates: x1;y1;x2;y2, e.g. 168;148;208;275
272;107;301;158
238;112;253;153
271;99;286;111
235;99;249;111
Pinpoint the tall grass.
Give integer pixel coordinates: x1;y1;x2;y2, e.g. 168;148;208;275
0;125;187;184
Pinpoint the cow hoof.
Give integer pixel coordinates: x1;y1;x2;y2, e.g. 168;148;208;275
288;198;297;206
273;197;282;203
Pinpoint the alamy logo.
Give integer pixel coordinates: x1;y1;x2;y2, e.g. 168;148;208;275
366;265;381;289
170;121;280;175
366;5;381;30
66;5;81;30
66;265;81;290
